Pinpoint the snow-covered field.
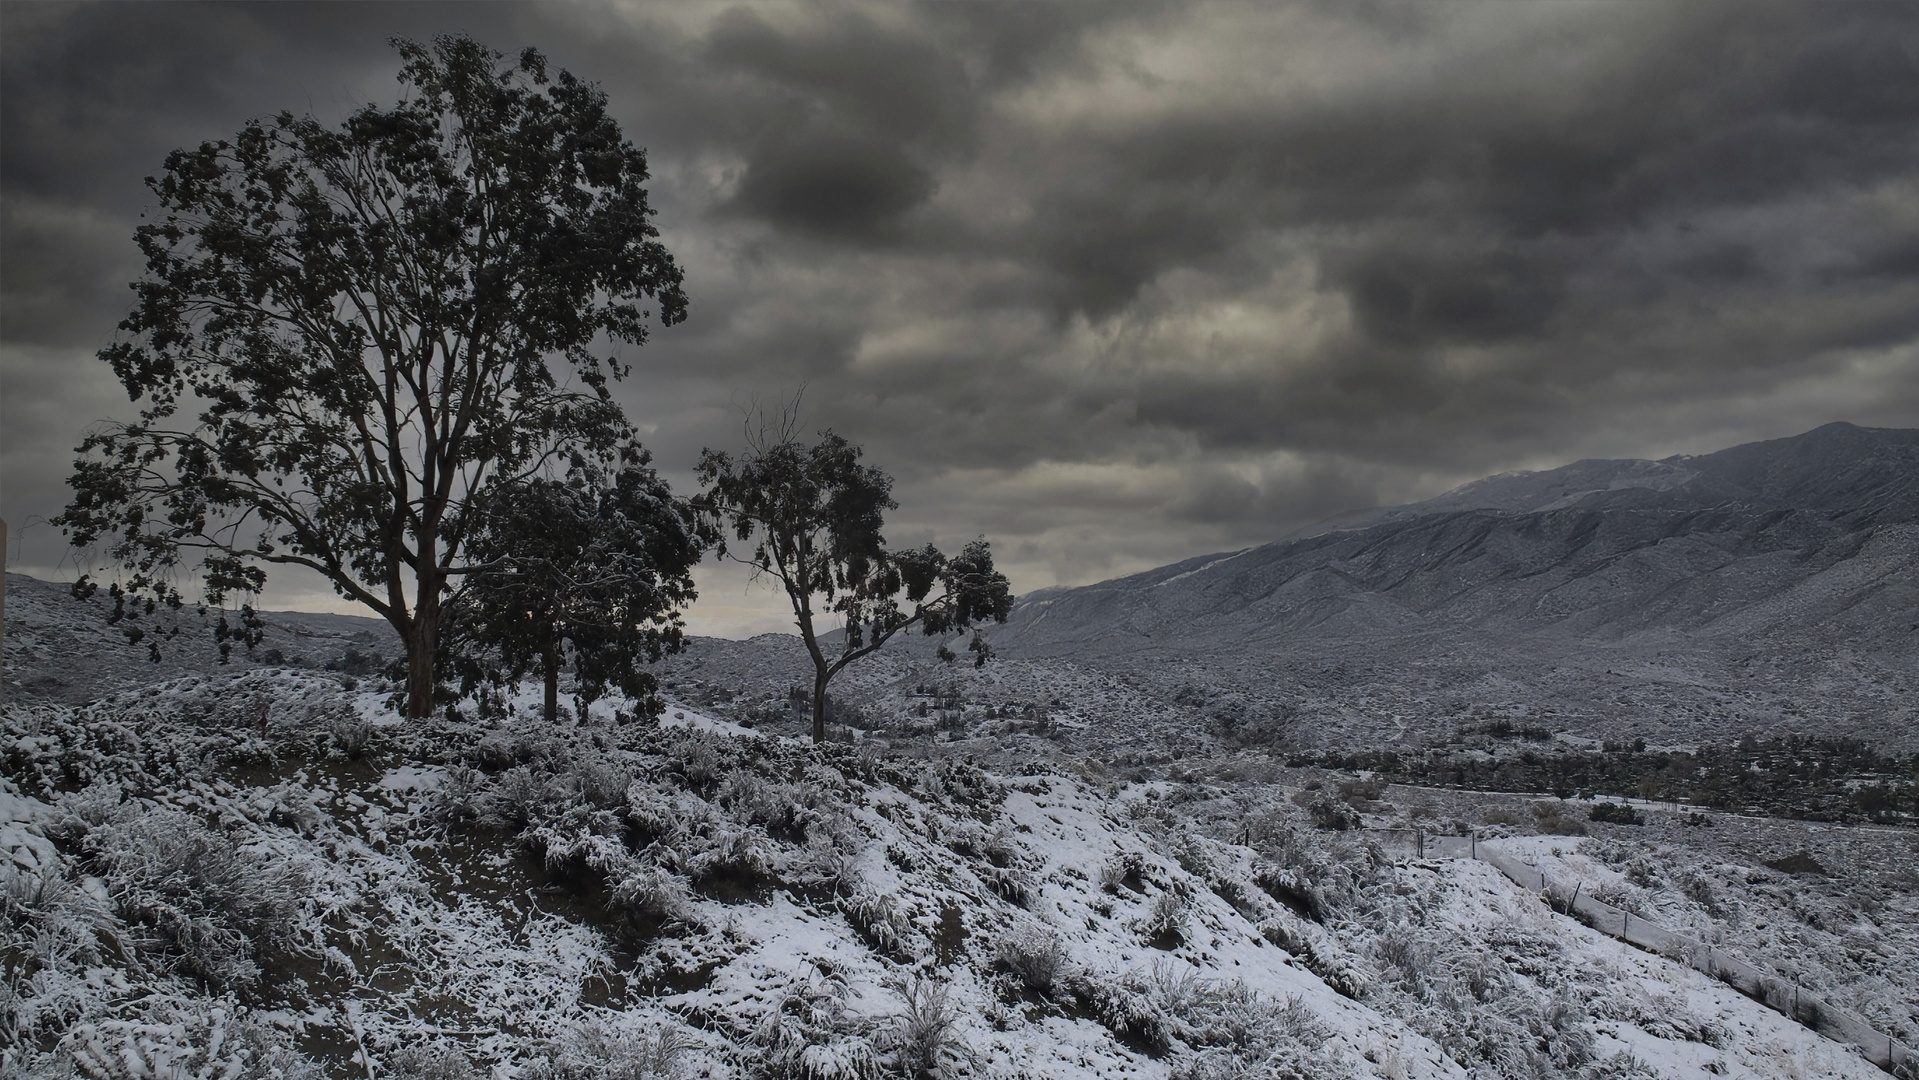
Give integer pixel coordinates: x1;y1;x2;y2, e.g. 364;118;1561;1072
5;670;1906;1079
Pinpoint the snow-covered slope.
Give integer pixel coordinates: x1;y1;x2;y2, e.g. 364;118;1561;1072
988;423;1919;749
2;675;1902;1079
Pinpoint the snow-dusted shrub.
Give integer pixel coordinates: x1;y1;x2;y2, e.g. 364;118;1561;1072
1587;881;1647;916
524;1019;698;1080
384;1041;483;1080
1171;833;1216;877
1165;987;1354;1080
473;732;529;772
980;864;1033;908
665;735;729;796
45;782;135;843
1076;972;1172;1052
682;829;772;891
1208;875;1260;920
995;923;1067;996
1252;865;1325;923
625;777;717;848
1101;850;1148;894
83;809;309;990
529;805;629;875
1257;919;1367;999
3;702;195;796
879;974;968;1079
1675;869;1720;913
577;760;637;809
483;765;574;829
1367;919;1604;1077
789;830;860;897
426;764;488;825
1067;963;1203;1053
610;865;697;929
1073;964;1348;1066
47;999;325;1080
327;714;374;758
1603;987;1726;1049
1587;802;1642;826
840;886;923;963
1531;801;1588;836
718;774;824;843
1139;888;1191;944
942;820;1014;865
741;973;881;1080
1;862;120;1045
1580;1051;1661;1079
1240;811;1382;921
924;760;1001;814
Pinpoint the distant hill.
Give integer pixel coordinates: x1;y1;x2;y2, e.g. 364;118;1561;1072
3;572;393;704
992;423;1919;748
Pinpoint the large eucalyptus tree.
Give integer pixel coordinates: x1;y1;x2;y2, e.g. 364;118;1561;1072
56;34;688;717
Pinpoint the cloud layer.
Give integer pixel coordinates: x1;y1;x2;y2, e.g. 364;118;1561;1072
6;1;1918;635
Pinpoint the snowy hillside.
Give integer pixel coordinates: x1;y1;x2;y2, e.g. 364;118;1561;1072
4;423;1914;1078
986;423;1919;750
3;572;393;705
5;675;1904;1079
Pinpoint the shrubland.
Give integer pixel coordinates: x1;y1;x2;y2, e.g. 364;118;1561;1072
1;668;1902;1079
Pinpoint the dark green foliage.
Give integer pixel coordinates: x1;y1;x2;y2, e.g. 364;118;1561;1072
1589;802;1643;826
1762;851;1829;876
696;422;1013;742
56;34;686;718
443;461;705;723
1314;736;1919;824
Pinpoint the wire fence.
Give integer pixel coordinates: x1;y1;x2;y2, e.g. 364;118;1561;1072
1368;828;1914;1075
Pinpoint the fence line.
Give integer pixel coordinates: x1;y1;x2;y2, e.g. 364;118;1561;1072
1370;829;1913;1075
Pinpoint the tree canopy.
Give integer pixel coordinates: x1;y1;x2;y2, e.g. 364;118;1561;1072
442;456;706;724
55;34;688;716
696;423;1013;743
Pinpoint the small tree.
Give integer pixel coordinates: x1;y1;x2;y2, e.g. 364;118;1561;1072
54;35;686;716
443;456;705;724
696;419;1013;743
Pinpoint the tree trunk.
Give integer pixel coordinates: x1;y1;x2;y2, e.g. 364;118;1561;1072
405;568;444;719
543;644;561;725
812;668;830;744
405;615;437;719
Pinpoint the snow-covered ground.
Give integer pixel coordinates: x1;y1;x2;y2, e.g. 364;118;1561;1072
5;671;1904;1079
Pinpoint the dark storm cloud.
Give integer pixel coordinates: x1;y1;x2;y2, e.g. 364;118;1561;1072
6;1;1919;626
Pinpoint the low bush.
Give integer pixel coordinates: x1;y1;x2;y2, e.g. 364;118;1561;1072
523;1021;697;1080
995;923;1067;996
40;999;326;1080
83;810;310;990
1167;987;1354;1080
384;1042;483;1080
1139;889;1191;945
1589;802;1643;826
740;972;880;1080
880;975;968;1080
1101;850;1148;894
840;886;924;964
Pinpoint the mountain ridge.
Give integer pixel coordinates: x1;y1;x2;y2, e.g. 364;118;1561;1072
986;422;1918;748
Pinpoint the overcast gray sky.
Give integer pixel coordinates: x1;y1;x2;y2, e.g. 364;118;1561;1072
5;2;1917;637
